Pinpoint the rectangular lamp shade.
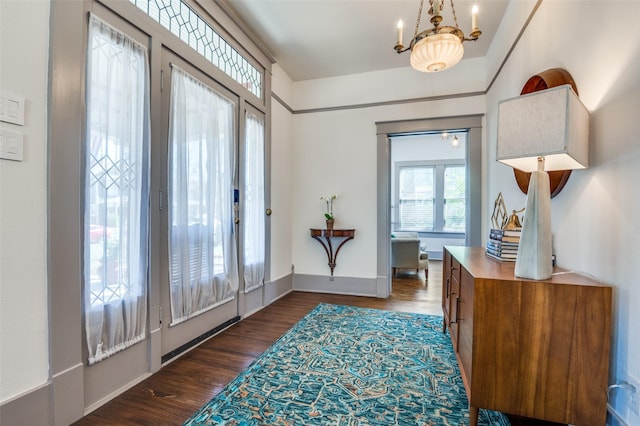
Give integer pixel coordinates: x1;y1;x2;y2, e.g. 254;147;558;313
497;84;590;172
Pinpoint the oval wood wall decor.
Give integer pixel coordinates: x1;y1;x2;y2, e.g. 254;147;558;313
514;68;577;198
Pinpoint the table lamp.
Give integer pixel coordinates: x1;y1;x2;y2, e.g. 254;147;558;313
496;84;590;280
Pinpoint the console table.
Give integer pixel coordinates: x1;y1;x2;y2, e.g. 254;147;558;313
309;228;355;279
442;246;612;426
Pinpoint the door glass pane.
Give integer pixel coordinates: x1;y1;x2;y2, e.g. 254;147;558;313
167;65;238;326
444;165;465;231
399;166;434;230
242;112;265;292
84;14;150;365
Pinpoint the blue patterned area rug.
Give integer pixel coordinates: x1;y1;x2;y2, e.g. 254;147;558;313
185;303;510;425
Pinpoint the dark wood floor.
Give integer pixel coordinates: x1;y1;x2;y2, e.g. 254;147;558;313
74;261;558;425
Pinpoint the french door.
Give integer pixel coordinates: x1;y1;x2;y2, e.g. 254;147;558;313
158;49;266;358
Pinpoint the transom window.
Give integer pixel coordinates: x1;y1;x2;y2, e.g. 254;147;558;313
129;0;262;98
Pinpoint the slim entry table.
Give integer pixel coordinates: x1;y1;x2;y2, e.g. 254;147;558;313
309;228;355;279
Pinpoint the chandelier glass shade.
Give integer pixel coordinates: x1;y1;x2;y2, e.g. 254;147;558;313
395;0;480;72
410;33;464;72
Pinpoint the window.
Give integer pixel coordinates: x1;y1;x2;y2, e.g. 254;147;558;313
398;166;434;230
83;14;150;364
443;165;465;231
396;161;465;232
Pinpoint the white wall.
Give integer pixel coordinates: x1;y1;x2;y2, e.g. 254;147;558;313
270;64;294;281
292;57;486;110
485;1;640;424
0;0;50;402
290;92;485;278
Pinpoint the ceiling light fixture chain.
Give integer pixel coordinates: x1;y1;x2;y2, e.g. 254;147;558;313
394;0;482;73
449;0;460;30
413;0;425;40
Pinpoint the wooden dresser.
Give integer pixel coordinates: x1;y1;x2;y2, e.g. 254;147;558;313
442;246;612;426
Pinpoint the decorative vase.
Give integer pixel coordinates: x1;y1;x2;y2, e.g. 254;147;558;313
326;219;334;230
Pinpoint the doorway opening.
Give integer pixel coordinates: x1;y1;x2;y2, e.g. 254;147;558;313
390;131;467;263
375;115;483;298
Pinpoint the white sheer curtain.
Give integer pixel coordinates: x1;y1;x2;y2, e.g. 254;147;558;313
84;15;150;365
168;65;238;325
243;112;265;292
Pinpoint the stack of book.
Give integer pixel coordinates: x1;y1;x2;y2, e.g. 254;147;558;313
486;228;521;261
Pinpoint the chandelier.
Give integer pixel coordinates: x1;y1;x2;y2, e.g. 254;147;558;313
394;0;481;72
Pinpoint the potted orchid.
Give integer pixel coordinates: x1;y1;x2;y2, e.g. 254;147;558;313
320;194;337;229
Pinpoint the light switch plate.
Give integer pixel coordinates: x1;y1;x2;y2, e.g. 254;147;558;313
0;91;25;126
0;128;24;161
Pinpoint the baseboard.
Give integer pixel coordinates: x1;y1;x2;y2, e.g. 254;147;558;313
84;372;152;416
264;273;294;305
161;316;241;364
293;274;378;297
0;382;51;426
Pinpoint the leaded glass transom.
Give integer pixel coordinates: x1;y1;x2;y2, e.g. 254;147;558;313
129;0;262;98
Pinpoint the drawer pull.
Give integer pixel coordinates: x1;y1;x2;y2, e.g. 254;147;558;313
450;297;461;324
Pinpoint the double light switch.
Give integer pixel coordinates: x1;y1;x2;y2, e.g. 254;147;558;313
0;91;25;161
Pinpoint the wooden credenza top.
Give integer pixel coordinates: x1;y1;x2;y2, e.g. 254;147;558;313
445;245;608;287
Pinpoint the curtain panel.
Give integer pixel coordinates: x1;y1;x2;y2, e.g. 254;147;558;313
167;65;239;325
84;14;150;365
243;112;265;292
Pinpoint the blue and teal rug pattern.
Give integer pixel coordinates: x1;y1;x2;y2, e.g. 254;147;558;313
185;303;510;425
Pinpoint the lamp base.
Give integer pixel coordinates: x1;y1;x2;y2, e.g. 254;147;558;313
514;170;553;280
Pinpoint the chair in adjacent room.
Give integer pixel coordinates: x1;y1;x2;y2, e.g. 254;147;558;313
390;234;429;279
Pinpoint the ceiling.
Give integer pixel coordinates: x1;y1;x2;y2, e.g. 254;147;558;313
224;0;510;81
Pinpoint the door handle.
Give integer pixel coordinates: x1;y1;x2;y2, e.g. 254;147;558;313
265;208;272;216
